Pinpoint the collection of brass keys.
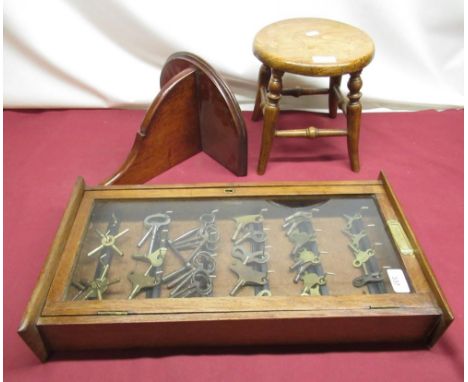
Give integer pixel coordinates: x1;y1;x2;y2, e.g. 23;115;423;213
71;207;389;300
343;211;386;294
162;211;219;298
72;214;128;300
72;211;220;300
283;210;331;296
229;209;271;296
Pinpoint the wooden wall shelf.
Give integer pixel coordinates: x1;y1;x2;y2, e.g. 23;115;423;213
103;52;247;185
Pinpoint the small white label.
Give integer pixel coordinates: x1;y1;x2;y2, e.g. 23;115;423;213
305;30;320;37
312;55;337;64
387;269;410;293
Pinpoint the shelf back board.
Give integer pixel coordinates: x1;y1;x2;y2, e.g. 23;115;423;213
103;52;247;185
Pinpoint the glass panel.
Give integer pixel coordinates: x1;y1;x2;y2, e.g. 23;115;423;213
65;196;412;301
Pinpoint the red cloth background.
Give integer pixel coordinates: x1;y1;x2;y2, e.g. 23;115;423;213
4;109;463;381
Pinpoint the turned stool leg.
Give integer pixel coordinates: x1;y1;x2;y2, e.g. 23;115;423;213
328;76;342;118
346;71;363;172
257;69;283;175
252;64;271;121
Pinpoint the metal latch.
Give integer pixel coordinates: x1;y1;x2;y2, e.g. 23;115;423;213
387;220;414;256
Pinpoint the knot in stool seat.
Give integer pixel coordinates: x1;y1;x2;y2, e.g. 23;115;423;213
251;18;375;174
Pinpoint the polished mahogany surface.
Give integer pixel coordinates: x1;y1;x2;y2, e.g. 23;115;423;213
104;52;247;185
161;52;247;177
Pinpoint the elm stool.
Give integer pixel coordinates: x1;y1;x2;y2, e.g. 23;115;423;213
252;18;375;174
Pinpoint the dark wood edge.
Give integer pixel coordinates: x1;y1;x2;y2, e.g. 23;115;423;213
141;66;197;137
162;52;248;176
42;292;437;317
101;68;198;186
18;177;86;361
88;179;382;191
38;306;442;326
378;171;454;345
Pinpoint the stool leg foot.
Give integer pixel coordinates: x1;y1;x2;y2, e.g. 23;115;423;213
252;65;271;121
257;69;283;175
346;71;363;172
329;76;342;119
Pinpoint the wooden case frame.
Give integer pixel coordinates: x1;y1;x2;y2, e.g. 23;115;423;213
19;173;453;361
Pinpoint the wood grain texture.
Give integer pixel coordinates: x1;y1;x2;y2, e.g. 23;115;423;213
257;69;283;175
42;293;439;317
39;314;440;356
253;18;375;76
103;68;201;185
103;52;247;185
346;71;363;172
378;172;454;345
17;177;85;361
86;179;384;191
160;52;248;176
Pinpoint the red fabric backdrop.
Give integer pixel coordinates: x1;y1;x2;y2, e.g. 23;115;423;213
4;109;463;381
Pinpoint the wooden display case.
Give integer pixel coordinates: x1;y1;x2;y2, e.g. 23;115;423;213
19;173;453;361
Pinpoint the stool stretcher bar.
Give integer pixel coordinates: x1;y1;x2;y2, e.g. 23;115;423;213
281;87;329;97
259;86;348;116
275;127;347;138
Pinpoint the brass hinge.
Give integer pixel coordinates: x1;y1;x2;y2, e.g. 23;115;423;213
387;220;414;256
97;311;129;316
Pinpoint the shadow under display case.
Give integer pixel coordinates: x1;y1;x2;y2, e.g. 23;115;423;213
19;173;453;361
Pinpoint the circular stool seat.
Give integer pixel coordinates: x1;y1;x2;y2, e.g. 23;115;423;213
253;18;375;76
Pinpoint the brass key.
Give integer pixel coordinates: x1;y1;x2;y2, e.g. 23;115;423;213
172;227;200;244
256;289;272;297
352;272;383;288
164;251;215;288
132;246;168;268
232;246;269;264
170;269;214;298
128;272;161;299
347;230;367;252
288;231;316;254
234;230;267;245
232;214;264;241
300;272;326;296
72;264;120;301
351;248;375;267
290;249;320;270
284;217;311;236
229;259;268;296
284;210;313;223
87;228;129;257
343;213;362;235
165;252;214;289
137;213;171;248
72;275;120;301
147;247;168;267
